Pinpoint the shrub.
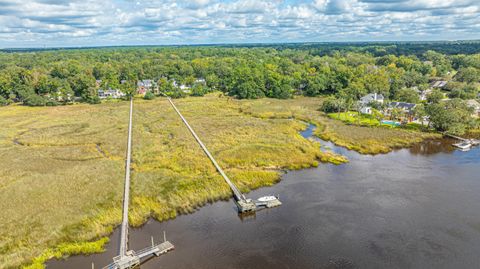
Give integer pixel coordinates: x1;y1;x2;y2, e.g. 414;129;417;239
23;94;47;106
0;95;11;106
143;91;155;100
320;97;346;113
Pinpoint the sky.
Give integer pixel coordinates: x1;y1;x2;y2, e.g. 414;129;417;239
0;0;479;48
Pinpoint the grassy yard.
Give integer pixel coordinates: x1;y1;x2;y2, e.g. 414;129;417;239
327;112;380;126
0;95;347;269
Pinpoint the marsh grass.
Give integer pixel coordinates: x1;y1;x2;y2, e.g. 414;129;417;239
0;95;344;268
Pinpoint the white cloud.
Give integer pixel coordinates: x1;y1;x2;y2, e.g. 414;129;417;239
0;0;478;47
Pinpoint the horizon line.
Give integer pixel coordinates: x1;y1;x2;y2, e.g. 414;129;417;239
2;39;480;51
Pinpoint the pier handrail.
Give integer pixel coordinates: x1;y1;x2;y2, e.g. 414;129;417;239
165;97;246;201
119;97;133;258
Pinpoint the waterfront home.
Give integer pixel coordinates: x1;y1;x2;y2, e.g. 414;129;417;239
359;93;384;106
389;102;417;113
388;102;417;122
173;80;191;93
98;88;125;99
466;99;480;117
360;106;372;115
137;79;158;95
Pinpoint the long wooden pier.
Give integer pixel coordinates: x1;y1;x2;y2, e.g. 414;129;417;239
102;98;174;269
165;97;281;213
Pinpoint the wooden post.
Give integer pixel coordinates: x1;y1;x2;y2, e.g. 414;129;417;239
91;262;94;269
163;231;166;242
151;236;154;247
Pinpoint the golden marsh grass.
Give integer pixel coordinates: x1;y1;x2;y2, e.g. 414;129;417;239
0;95;346;268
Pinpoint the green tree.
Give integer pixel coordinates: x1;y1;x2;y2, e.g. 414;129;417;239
426;99;474;134
395;88;420;103
426;90;444;104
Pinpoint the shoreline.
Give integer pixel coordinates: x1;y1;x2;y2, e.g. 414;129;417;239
0;97;446;269
37;122;441;269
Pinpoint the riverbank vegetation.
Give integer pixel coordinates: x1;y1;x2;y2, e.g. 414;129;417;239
239;97;440;154
0;95;347;269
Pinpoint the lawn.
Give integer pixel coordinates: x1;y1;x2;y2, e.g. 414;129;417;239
327;112;380;126
0;95;346;269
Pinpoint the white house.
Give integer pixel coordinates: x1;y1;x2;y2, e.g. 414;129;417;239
360;106;372;115
98;88;125;99
359;93;384;106
195;78;206;84
173;80;191;93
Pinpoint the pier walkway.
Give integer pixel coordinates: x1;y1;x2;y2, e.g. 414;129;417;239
102;98;174;269
444;133;480;145
165;97;281;213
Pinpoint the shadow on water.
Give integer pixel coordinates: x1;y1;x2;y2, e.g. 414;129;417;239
47;124;480;269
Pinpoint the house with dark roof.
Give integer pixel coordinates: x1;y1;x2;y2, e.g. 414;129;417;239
389;102;417;113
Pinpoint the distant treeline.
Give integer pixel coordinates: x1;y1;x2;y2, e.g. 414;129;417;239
0;43;479;106
3;40;480;55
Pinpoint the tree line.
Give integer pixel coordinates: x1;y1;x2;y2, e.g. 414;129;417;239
0;45;479;107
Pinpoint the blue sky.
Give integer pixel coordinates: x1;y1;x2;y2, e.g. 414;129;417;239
0;0;479;48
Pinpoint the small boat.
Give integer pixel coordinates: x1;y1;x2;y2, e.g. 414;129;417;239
257;196;278;202
453;142;472;150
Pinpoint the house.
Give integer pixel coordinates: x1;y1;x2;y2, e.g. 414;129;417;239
137;79;157;95
359;93;384;106
388;102;417;122
389;102;417;113
173;80;191;93
98;88;125;99
360;106;372;115
195;78;206;84
413;88;432;101
431;80;448;89
466;99;480;117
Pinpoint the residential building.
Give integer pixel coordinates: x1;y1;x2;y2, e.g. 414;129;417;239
360;106;372;115
389;102;417;113
98;88;125;99
359;93;384;106
137;79;158;95
388;102;417;122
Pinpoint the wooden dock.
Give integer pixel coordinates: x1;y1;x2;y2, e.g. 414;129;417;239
444;133;480;145
102;98;174;269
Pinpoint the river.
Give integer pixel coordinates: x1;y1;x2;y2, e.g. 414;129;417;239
47;124;480;269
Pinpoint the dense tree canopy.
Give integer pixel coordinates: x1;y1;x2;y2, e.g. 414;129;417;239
0;44;478;107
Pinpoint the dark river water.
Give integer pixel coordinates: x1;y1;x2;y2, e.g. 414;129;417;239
48;124;480;269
